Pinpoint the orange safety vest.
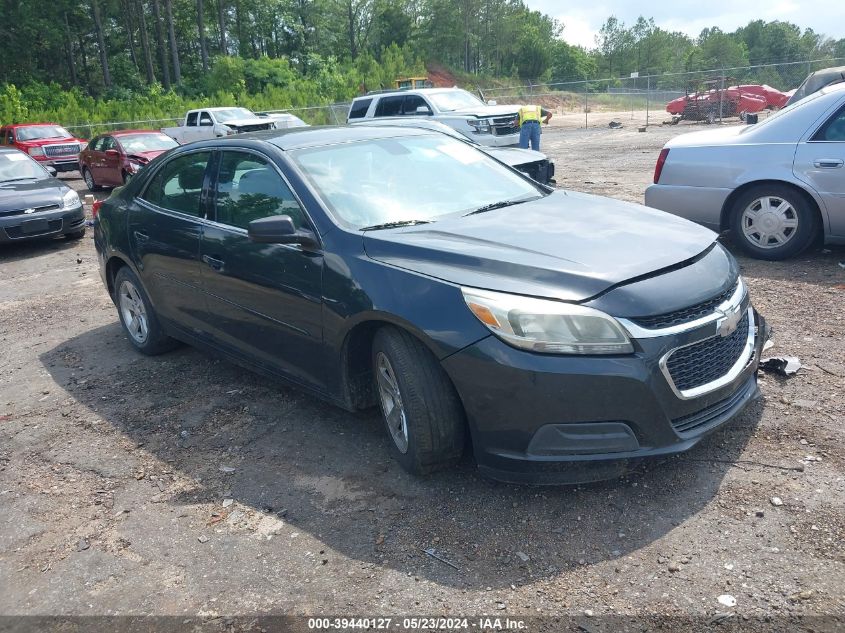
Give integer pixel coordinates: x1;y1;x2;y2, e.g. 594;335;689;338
518;105;542;126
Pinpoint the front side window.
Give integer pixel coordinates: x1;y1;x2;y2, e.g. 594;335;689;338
403;95;431;115
199;112;213;126
375;96;404;117
89;137;103;152
101;136;117;152
214;151;305;230
141;151;211;217
290;134;542;229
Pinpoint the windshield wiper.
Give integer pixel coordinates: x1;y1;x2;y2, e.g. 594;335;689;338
464;195;540;216
360;219;432;231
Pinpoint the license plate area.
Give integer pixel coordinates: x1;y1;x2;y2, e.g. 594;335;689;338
21;218;50;233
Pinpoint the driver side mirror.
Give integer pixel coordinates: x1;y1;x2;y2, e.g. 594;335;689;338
248;215;319;249
200;119;213;126
415;106;432;115
487;99;497;106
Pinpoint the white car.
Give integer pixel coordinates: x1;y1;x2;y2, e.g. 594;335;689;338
257;112;309;128
347;88;521;147
162;107;275;144
646;82;845;260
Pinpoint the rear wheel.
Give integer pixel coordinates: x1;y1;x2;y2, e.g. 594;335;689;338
372;326;466;475
729;184;817;260
114;267;178;355
82;167;100;192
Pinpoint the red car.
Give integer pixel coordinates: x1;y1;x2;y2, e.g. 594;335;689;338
0;123;85;173
78;130;179;190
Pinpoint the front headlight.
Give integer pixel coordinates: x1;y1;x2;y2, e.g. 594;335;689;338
28;146;45;157
62;189;81;209
462;287;634;355
128;161;143;173
468;118;491;133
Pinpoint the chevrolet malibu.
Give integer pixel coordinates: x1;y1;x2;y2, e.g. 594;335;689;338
94;126;767;484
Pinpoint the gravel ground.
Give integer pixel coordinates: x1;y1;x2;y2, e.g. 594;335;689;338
1;118;844;631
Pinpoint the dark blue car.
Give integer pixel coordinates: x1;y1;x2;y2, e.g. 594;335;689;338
94;126;766;484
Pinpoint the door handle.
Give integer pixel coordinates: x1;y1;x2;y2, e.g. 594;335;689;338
813;159;844;168
202;254;225;272
133;230;149;243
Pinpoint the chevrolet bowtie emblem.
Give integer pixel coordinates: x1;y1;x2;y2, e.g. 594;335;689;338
716;305;743;337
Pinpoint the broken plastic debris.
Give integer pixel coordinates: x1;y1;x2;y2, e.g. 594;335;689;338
422;547;460;570
759;356;801;376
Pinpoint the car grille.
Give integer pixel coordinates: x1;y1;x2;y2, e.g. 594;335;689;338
632;281;739;329
233;123;274;133
670;375;756;436
0;203;61;217
491;116;519;136
43;143;81;157
665;312;750;392
4;219;63;239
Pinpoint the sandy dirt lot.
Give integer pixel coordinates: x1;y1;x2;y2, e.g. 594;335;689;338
1;118;844;631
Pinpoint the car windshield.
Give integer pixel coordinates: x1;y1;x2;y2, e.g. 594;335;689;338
427;90;486;112
290;134;543;229
213;108;257;122
16;125;73;141
117;133;179;154
0;152;48;182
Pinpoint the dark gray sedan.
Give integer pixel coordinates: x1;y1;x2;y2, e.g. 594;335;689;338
0;148;86;243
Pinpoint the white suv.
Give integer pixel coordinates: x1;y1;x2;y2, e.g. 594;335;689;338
347;88;521;147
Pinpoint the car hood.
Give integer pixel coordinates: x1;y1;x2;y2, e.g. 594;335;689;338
448;104;520;117
484;147;547;167
221;118;272;127
363;190;717;302
127;150;168;162
664;125;750;148
0;179;66;214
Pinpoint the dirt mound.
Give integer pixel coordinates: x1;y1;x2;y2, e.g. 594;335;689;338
426;63;458;88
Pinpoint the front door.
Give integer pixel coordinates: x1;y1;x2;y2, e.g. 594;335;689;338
794;102;845;239
199;149;326;390
128;149;214;336
99;136;122;186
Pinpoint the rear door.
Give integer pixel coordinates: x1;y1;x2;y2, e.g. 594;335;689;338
794;101;845;238
199;148;326;389
128;149;214;335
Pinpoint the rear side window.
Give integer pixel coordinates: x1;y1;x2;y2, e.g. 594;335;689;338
374;96;404;117
186;112;198;126
213;151;306;230
814;105;845;141
348;98;372;119
141;151;211;217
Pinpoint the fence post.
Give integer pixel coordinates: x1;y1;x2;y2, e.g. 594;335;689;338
584;80;588;129
646;75;650;128
330;106;340;125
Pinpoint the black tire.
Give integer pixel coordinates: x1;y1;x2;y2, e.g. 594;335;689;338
113;267;179;355
372;326;466;475
65;228;86;240
729;184;818;261
82;167;101;192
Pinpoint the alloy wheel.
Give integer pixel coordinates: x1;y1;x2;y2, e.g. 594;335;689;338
375;352;409;454
740;195;798;249
118;280;149;344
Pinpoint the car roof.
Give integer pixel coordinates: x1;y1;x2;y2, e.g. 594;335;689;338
354;87;466;100
215;125;435;150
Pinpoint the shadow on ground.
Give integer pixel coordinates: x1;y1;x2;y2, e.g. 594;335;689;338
40;321;763;589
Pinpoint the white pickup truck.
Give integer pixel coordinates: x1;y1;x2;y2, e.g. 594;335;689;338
162;107;276;144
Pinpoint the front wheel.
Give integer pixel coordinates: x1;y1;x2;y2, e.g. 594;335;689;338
82;167;100;192
372;326;466;475
114;267;179;355
729;184;818;260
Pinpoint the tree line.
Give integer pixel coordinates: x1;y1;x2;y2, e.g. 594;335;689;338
1;0;844;126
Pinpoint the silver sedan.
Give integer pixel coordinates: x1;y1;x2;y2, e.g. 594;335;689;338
646;83;845;259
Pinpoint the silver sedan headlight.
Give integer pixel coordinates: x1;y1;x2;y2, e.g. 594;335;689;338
462;287;634;354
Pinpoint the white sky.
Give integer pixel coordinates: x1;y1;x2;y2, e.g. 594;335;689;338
524;1;845;50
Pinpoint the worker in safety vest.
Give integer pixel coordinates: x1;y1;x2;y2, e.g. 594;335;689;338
517;104;552;151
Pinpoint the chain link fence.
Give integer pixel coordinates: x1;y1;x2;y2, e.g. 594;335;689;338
61;57;845;137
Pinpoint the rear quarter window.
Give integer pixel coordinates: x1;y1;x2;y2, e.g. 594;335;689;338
374;96;404;117
348;98;373;119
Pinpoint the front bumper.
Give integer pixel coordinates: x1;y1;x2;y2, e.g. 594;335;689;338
472;132;521;147
442;309;767;484
0;205;85;243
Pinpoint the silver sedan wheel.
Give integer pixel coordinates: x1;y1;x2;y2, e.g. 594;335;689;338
740;195;798;249
118;280;149;345
375;352;409;454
